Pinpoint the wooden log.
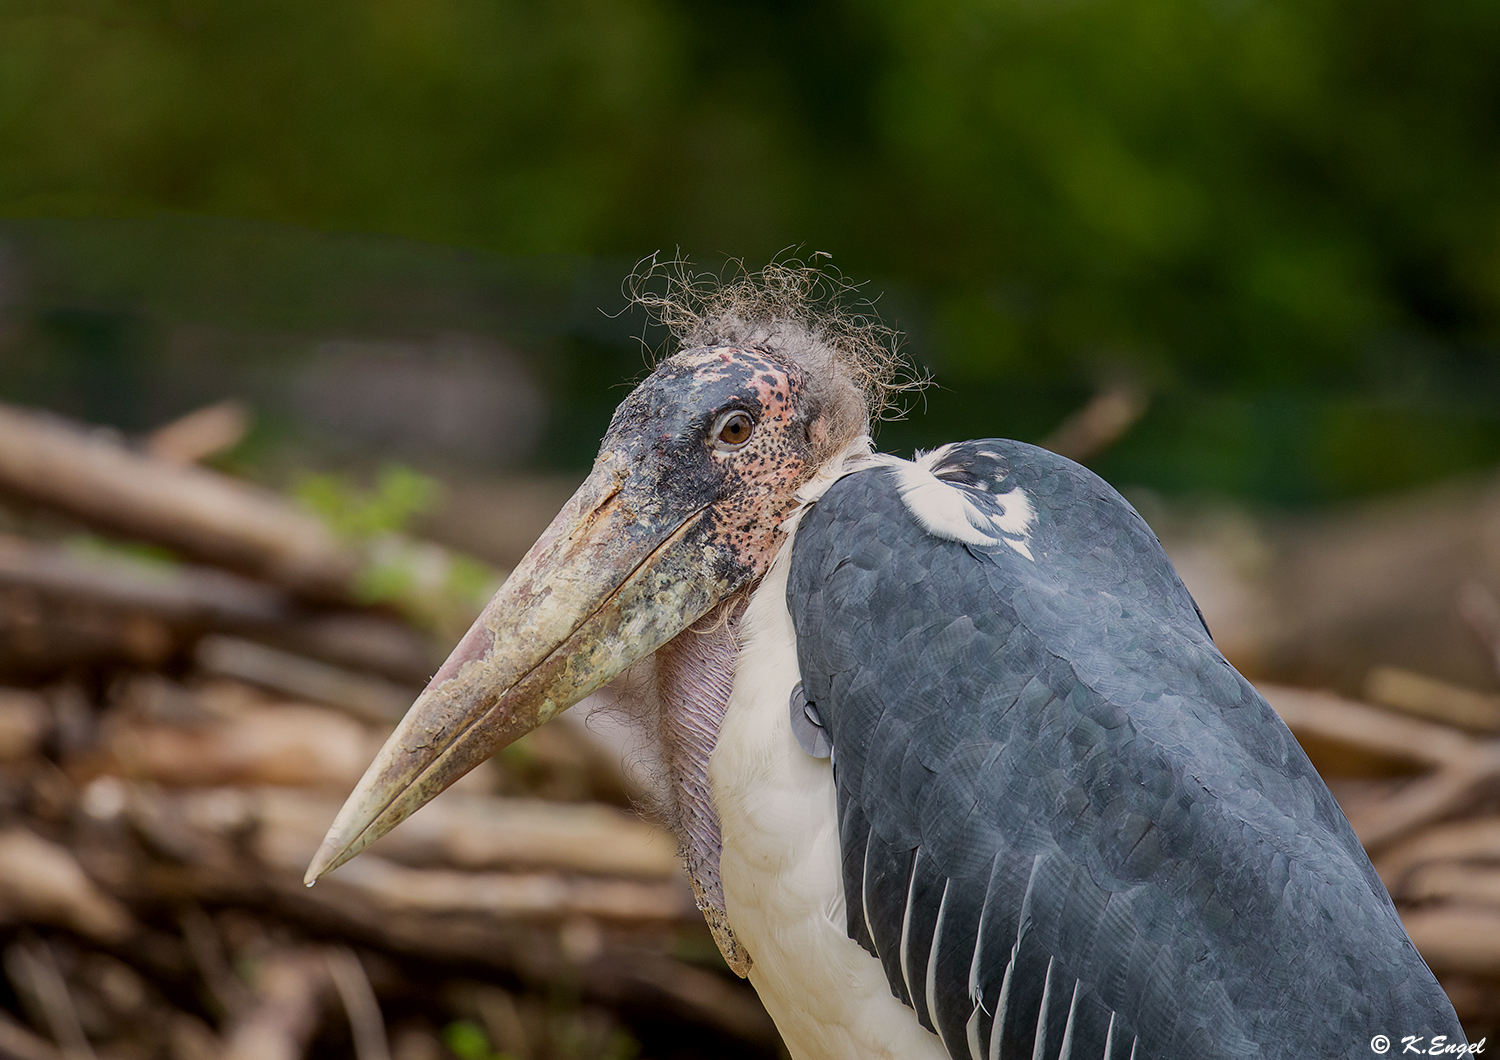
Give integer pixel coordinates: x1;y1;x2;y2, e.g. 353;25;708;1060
65;780;769;1048
194;636;416;725
0;534;438;683
256;613;438;687
1365;665;1500;733
113;783;696;922
114;783;680;883
1400;907;1500;975
83;701;385;792
1345;743;1500;852
0;534;287;628
251;787;678;880
0;586;176;676
1257;683;1474;770
1374;817;1500;888
0;403;358;598
1401;863;1500;907
323;858;696;924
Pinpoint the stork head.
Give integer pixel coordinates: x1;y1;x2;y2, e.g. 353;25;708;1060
305;333;877;882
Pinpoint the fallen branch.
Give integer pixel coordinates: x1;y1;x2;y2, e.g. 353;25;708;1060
179;905;255;1019
221;948;331;1060
1040;384;1149;465
1458;579;1500;683
0;534;288;628
0;829;134;942
325;949;391;1060
0;1008;64;1060
2;938;95;1060
143;400;251;467
0;402;358;599
195;636;415;725
1364;665;1500;733
98;790;762;1043
1399;907;1500;975
0;534;438;682
1257;683;1474;769
108;781;692;923
1373;817;1500;889
1344;743;1500;852
127;784;679;880
252;613;438;686
1401;863;1500;908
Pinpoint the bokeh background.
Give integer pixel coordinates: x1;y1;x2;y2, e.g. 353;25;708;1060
4;0;1500;502
3;1;1500;1058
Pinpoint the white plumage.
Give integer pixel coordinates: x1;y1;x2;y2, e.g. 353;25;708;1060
709;443;950;1060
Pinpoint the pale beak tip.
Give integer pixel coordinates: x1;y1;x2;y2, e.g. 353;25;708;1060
304;836;349;886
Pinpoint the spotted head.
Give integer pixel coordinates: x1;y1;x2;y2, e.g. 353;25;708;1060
305;331;879;882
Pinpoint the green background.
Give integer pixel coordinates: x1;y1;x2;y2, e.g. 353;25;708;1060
2;0;1498;505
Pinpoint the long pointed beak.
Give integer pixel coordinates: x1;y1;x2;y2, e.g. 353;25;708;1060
305;451;748;883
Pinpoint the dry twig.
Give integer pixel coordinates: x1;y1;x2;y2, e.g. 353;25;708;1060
326;948;392;1060
144;401;251;467
3;938;95;1060
1040;384;1149;464
0;829;133;942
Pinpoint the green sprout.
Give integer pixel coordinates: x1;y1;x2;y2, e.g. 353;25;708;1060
294;464;439;540
295;464;500;634
441;1019;516;1060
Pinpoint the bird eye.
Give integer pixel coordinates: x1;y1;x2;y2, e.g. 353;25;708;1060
710;409;754;451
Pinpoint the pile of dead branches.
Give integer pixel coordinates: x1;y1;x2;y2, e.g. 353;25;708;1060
0;394;1496;1057
0;401;777;1060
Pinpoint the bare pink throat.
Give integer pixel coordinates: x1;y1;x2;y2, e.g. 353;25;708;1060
653;598;751;975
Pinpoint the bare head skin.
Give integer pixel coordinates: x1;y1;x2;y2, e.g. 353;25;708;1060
304;264;910;967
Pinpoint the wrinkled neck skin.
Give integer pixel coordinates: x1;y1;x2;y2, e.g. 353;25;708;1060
653;595;752;974
645;435;878;976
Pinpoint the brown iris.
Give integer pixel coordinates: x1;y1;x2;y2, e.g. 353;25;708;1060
711;409;754;451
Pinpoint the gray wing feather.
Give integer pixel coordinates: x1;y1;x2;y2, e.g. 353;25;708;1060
787;440;1463;1060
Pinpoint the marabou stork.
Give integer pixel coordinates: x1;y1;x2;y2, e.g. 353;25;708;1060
306;274;1465;1060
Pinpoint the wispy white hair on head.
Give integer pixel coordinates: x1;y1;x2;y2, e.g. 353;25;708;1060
628;255;923;460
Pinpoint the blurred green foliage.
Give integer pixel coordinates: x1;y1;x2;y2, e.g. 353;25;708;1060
295;465;440;541
1;0;1498;504
443;1019;513;1060
294;464;499;633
